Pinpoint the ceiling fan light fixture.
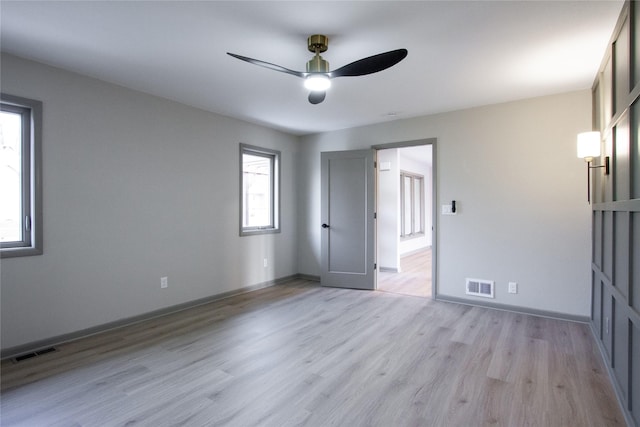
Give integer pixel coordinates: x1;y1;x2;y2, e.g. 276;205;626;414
227;34;407;104
304;75;331;91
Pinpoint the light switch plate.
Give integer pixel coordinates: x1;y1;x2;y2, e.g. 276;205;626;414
442;204;456;215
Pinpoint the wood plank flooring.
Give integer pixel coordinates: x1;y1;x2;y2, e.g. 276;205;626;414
0;280;625;427
377;248;431;298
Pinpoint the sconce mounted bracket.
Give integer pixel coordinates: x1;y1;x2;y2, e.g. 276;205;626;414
585;156;610;204
588;156;610;175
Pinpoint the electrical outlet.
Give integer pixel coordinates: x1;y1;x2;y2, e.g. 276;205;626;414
508;282;517;294
263;258;268;268
160;276;168;289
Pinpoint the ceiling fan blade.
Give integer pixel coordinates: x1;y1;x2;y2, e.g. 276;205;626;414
227;52;306;78
308;91;326;104
331;49;408;78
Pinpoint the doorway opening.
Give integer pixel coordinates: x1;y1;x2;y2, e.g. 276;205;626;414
375;143;434;298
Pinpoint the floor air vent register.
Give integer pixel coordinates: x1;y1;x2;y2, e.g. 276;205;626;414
12;346;57;363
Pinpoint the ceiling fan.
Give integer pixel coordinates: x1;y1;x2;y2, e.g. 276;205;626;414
227;35;408;105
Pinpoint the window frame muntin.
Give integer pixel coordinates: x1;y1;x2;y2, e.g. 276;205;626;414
239;143;281;236
0;93;43;258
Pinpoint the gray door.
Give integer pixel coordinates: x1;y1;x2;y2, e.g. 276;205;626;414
320;149;376;290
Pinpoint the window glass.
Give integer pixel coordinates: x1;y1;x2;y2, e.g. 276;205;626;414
400;171;424;239
0;110;23;243
403;175;412;235
414;177;422;232
243;153;272;228
0;94;42;257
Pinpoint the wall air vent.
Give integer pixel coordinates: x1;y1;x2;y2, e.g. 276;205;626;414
466;278;494;298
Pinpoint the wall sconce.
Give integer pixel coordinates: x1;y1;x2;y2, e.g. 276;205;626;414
577;131;609;204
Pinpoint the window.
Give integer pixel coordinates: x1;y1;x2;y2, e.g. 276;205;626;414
400;171;424;239
240;144;280;235
1;94;43;257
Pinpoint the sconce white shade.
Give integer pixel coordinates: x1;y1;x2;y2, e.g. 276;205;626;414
304;75;331;91
577;131;601;160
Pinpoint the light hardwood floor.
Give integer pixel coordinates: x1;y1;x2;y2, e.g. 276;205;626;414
377;248;431;298
0;280;625;426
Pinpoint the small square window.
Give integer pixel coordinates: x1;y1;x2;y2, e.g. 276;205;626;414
240;144;280;236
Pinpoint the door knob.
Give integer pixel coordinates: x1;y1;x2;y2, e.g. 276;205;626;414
322;223;330;229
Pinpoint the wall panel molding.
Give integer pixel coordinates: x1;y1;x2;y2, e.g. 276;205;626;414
591;2;640;425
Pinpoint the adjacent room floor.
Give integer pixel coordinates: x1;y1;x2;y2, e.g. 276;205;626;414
377;248;431;298
0;280;624;426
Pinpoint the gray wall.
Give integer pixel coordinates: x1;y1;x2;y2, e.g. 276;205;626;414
297;90;592;317
0;52;594;352
0;54;299;350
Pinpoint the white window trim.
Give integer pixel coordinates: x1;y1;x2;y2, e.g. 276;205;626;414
239;143;281;236
0;93;43;258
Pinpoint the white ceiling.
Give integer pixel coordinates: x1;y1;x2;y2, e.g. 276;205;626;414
0;1;624;136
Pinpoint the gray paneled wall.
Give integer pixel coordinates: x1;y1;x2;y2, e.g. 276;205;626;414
591;2;640;426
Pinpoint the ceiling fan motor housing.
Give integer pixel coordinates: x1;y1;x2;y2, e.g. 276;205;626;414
307;34;330;73
307;55;330;73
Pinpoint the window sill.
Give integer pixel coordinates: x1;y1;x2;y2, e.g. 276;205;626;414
1;246;43;258
240;227;281;237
